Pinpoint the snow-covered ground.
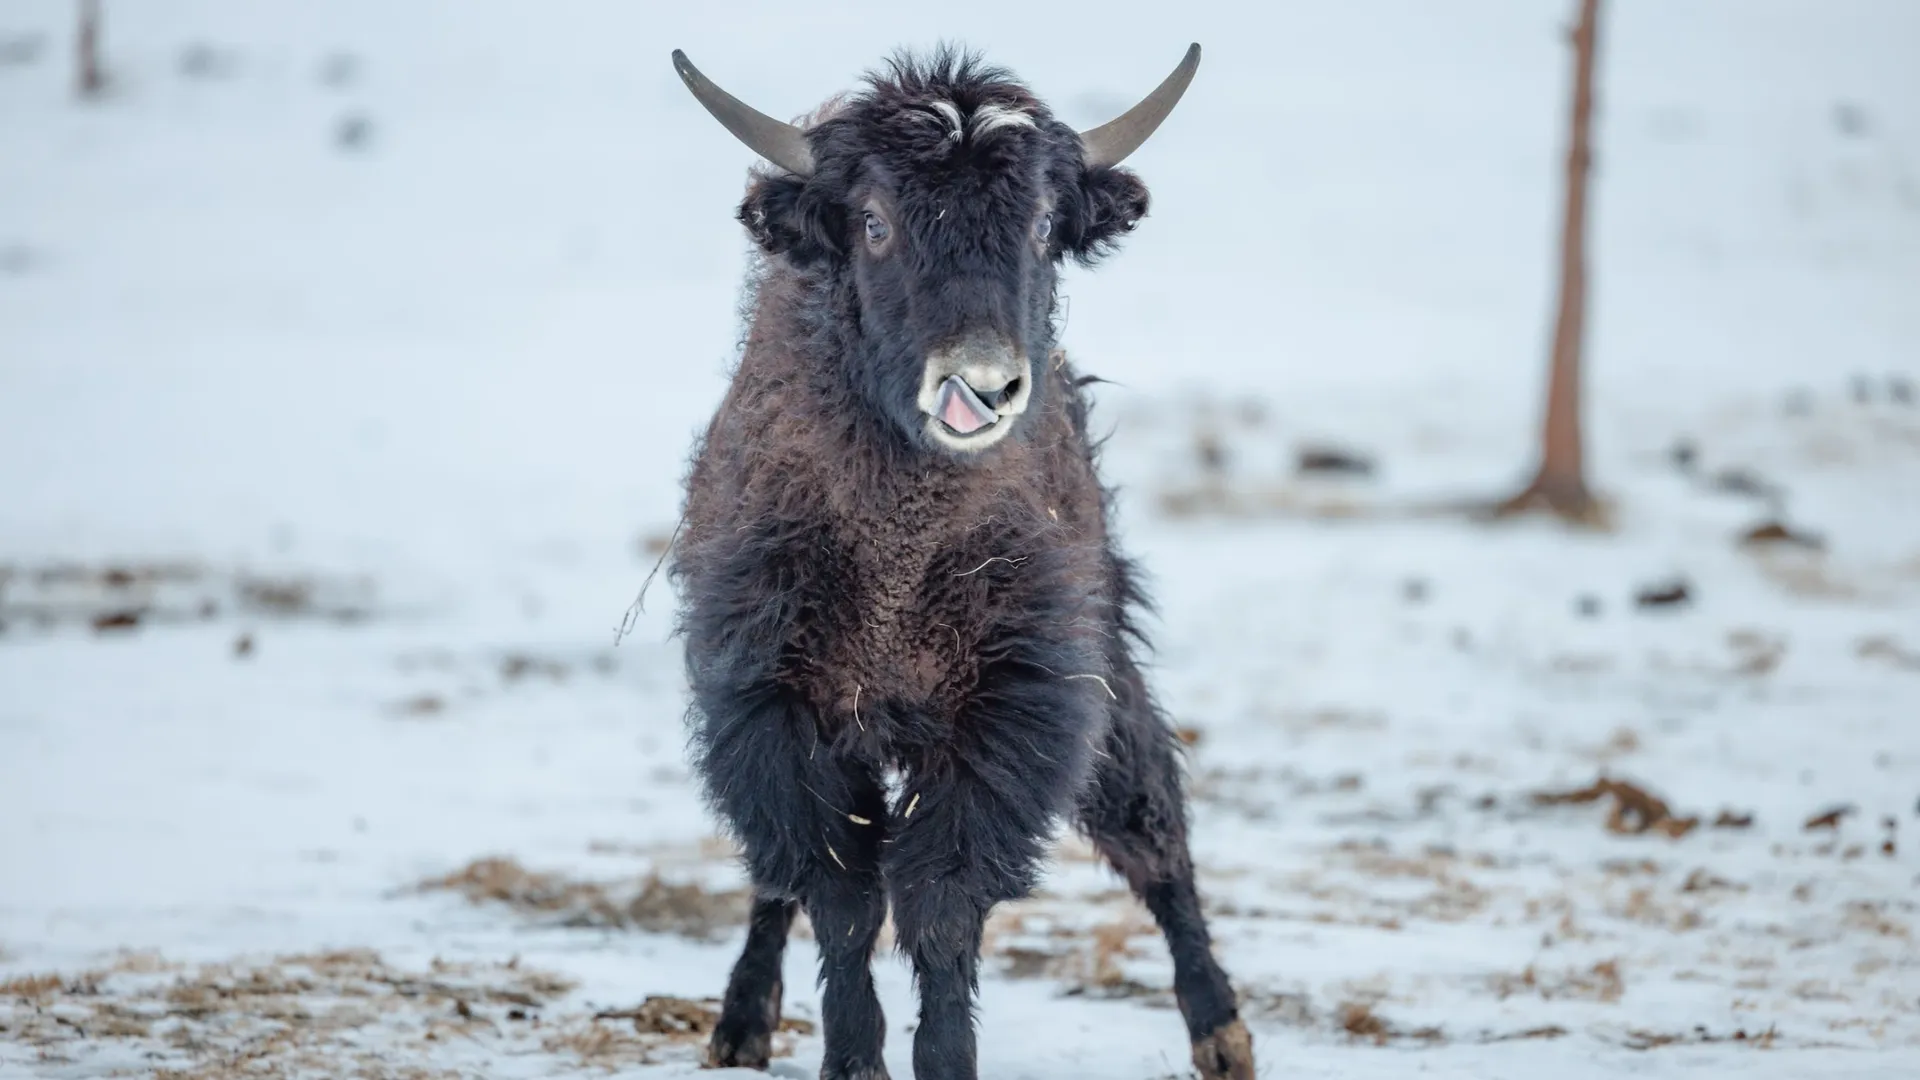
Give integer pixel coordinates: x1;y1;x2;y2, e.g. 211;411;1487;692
2;1;1917;1077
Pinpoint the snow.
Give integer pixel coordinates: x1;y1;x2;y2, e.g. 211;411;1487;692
2;1;1917;1077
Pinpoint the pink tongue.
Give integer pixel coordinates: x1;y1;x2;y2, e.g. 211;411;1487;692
939;376;996;435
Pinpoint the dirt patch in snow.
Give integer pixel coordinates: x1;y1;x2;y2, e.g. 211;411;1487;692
1856;635;1920;672
988;909;1169;1002
0;949;576;1077
1530;776;1704;838
538;995;814;1069
1608;1024;1781;1051
1485;958;1625;1003
0;559;380;636
0;949;825;1075
1334;999;1447;1045
416;856;751;940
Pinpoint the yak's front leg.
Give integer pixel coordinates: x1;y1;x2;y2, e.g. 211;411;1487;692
887;673;1102;1080
692;687;891;1078
709;893;797;1068
805;862;890;1079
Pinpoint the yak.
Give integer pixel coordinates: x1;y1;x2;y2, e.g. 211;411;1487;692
665;43;1254;1080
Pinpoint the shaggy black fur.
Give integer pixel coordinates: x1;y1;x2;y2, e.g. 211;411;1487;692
669;48;1252;1080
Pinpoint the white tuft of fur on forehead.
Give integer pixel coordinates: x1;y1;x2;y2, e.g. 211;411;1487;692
916;100;965;141
907;99;1036;145
969;103;1036;138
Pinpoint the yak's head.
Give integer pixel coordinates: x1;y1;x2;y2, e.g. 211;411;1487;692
673;45;1198;455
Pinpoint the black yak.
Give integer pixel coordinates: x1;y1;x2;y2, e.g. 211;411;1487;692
666;43;1253;1080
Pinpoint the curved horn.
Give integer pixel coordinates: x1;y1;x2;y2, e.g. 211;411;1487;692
1078;43;1201;169
671;49;815;176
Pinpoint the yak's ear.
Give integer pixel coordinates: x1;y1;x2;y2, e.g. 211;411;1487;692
1061;165;1151;262
738;173;845;265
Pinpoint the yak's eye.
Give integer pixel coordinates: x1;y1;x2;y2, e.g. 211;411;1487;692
1034;213;1053;242
864;212;890;245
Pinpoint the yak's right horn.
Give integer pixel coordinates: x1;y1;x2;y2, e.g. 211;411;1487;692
672;49;816;177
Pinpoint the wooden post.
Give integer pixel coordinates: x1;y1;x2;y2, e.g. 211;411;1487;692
1498;0;1603;524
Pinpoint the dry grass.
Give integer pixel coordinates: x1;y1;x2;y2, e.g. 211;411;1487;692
1579;726;1641;761
1713;808;1756;829
1321;840;1495;923
1726;629;1789;675
0;949;577;1077
1155;481;1382;523
1244;987;1574;1047
416;856;750;940
539;1019;665;1069
1857;635;1920;671
1531;776;1701;839
392;692;448;717
1839;901;1912;940
1803;803;1856;831
0;943;817;1074
1613;1024;1778;1051
0;972;70;1002
1335;1000;1446;1046
1608;885;1706;932
1680;868;1747;894
599;994;813;1038
1749;548;1861;600
989;911;1166;1001
1483;1025;1572;1043
0;559;379;634
541;996;814;1068
1485;959;1625;1003
1739;520;1824;551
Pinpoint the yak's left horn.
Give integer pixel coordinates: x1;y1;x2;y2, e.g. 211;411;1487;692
672;49;816;177
1077;43;1201;169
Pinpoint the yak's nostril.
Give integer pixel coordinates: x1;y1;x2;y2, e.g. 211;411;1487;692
974;376;1021;411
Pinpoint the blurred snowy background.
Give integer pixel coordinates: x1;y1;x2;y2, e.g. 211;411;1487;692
2;1;1916;1077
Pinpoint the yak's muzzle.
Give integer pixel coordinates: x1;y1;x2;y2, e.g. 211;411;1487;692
917;336;1032;451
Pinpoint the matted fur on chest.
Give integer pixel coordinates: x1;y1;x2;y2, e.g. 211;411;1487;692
787;512;1110;726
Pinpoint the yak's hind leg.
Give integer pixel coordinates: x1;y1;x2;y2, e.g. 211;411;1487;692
709;893;797;1068
1077;653;1255;1080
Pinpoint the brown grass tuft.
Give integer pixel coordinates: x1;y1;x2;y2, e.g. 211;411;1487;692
1532;776;1700;838
1338;1000;1389;1041
1335;1000;1446;1046
1486;958;1623;1003
593;995;814;1039
1803;804;1855;832
0;972;69;1002
417;856;750;940
0;950;577;1076
1618;1024;1777;1051
541;996;814;1068
1856;635;1920;671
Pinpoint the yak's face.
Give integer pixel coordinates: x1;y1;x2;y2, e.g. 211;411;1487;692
826;100;1077;455
677;49;1184;458
740;63;1152;456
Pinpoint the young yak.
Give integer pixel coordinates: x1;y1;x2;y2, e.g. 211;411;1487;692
667;44;1254;1080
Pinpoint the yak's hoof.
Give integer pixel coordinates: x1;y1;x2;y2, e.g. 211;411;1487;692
821;1068;891;1080
1191;1017;1256;1080
708;1024;774;1070
710;978;784;1070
